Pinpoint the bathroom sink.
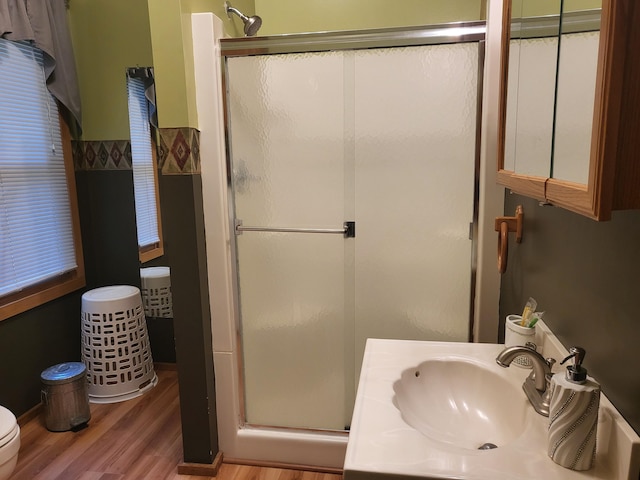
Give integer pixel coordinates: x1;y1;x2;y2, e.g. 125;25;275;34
344;330;640;480
393;358;527;450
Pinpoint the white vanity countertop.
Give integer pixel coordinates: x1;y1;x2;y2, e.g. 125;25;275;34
343;321;640;480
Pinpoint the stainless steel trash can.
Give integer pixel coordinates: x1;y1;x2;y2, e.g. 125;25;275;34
40;362;91;432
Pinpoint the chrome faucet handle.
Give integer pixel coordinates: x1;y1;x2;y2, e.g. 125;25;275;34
495;345;555;416
543;358;557;387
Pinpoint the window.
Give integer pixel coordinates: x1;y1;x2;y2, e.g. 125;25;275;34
126;71;163;263
0;39;85;320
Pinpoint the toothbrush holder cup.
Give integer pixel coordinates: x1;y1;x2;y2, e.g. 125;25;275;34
504;314;536;368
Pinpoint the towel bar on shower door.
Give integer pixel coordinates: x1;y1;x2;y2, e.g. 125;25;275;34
234;219;356;238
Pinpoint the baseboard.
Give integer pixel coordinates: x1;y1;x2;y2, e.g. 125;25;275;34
154;362;178;371
223;456;344;475
177;451;224;476
17;403;43;427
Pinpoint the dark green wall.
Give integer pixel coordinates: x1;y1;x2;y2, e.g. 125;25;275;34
500;193;640;435
0;168;177;417
76;170;140;289
76;168;176;364
0;292;82;417
158;173;218;463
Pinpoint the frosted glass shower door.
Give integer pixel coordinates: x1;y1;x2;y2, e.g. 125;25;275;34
227;51;351;431
226;41;479;432
350;44;478;406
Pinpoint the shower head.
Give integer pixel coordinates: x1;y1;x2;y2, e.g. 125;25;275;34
224;1;262;37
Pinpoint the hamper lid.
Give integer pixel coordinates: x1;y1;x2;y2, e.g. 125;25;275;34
40;362;87;385
82;285;139;302
140;266;170;279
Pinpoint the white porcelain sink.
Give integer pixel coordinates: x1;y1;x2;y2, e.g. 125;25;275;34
394;357;527;450
344;326;640;480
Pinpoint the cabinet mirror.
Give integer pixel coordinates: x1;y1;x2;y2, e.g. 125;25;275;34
551;1;601;184
501;0;560;195
498;0;602;204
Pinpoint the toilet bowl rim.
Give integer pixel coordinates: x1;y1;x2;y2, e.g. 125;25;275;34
0;423;18;450
0;408;17;448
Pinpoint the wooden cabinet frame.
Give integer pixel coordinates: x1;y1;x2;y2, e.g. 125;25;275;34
497;0;640;221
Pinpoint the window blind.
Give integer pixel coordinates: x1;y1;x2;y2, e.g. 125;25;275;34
126;76;160;249
0;39;77;297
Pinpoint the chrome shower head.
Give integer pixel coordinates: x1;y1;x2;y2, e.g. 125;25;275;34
225;1;262;37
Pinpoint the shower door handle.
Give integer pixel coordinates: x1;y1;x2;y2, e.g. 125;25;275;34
235;219;355;238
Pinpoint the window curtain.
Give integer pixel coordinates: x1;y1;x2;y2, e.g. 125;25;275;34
0;0;82;131
127;67;158;128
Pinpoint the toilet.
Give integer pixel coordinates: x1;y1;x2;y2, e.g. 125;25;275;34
0;407;19;480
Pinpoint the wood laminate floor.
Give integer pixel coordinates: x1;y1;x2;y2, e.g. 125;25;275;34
9;367;343;480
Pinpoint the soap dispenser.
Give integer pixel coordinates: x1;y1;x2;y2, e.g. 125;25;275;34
547;347;601;471
564;346;588;383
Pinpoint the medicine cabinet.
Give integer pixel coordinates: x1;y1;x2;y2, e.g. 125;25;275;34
497;0;640;220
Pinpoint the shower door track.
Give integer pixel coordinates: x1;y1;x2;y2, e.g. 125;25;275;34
220;21;486;56
210;19;487;468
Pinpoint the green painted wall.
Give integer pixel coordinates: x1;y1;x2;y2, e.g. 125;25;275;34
69;0;486;134
188;0;256;37
148;0;486;129
67;0;601;140
564;0;601;10
512;0;601;17
147;0;254;129
68;0;255;134
147;0;189;129
255;0;485;35
68;0;153;140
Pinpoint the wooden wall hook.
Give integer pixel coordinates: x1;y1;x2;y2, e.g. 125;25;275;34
494;205;523;274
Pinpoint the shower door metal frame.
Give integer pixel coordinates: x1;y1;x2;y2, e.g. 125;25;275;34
219;21;486;434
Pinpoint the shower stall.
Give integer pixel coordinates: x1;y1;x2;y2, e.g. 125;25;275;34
192;14;493;468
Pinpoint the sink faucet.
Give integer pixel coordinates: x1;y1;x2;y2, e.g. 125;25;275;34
496;345;556;416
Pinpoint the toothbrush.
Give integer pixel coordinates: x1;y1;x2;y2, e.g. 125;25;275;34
527;311;544;328
520;297;537;326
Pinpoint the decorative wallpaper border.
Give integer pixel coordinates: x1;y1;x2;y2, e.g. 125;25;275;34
73;140;132;171
157;127;200;174
72;127;200;175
